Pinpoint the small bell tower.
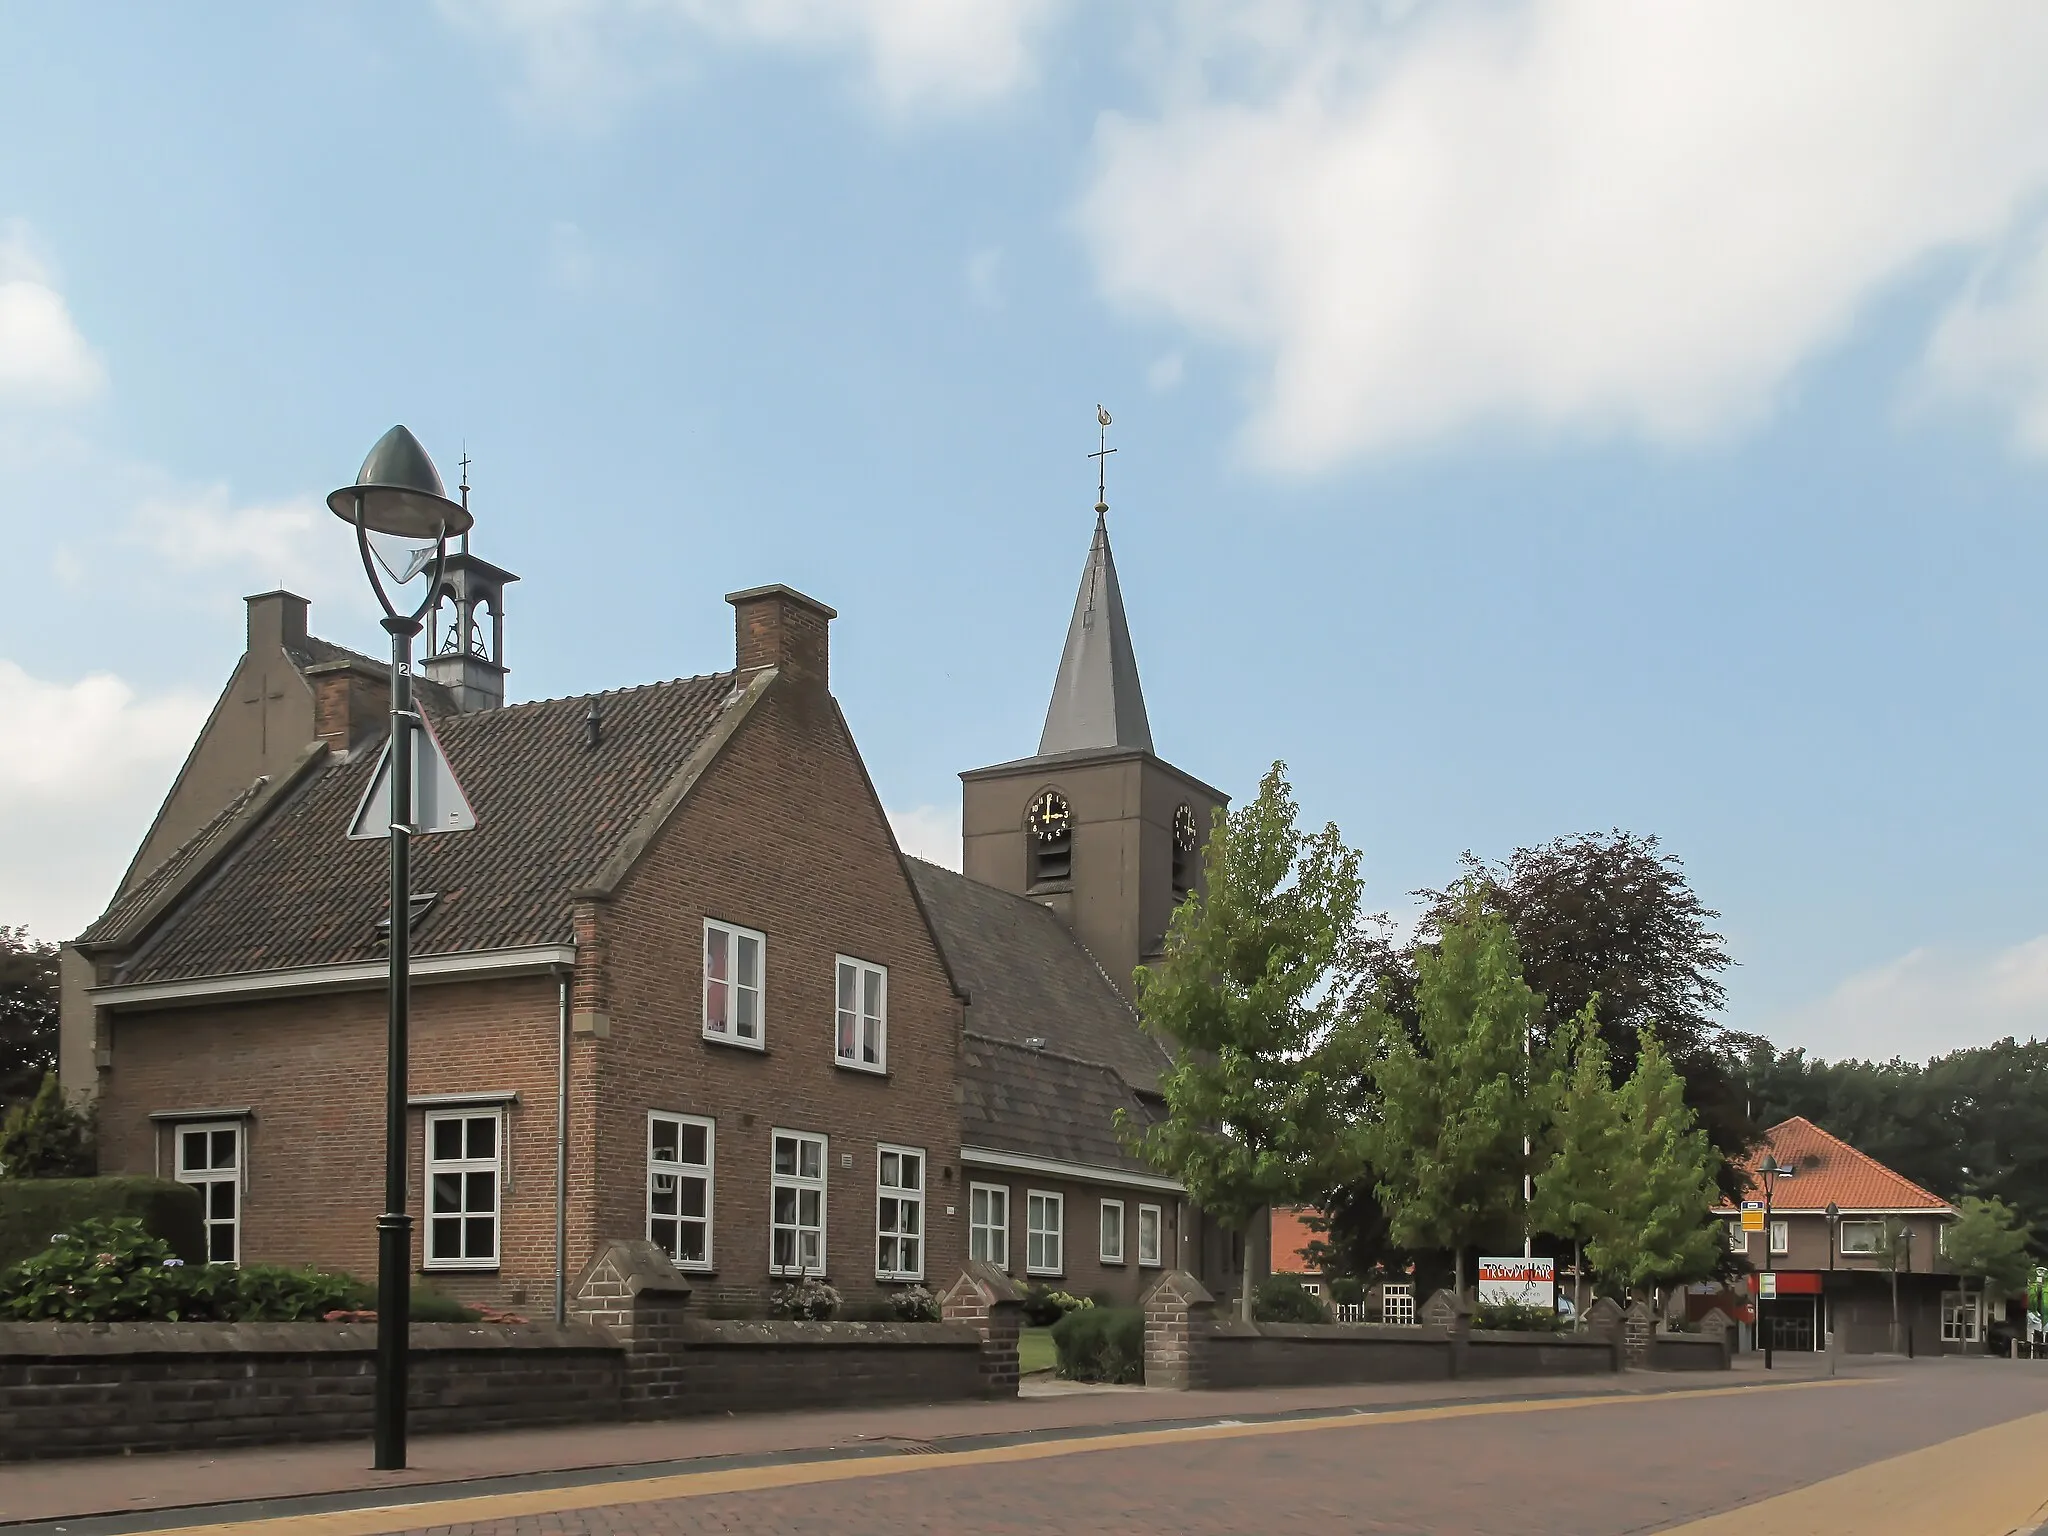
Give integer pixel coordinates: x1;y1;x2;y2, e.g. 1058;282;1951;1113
421;452;519;712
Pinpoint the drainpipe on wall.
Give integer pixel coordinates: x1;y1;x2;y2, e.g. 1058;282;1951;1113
554;967;570;1325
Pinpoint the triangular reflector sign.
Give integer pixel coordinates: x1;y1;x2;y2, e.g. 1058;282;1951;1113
347;711;477;840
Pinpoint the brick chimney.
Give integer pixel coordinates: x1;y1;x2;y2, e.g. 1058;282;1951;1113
727;585;835;691
305;660;391;755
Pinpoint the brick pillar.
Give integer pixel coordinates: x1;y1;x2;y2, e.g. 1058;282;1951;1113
572;1239;693;1416
940;1262;1024;1398
1142;1269;1217;1390
1585;1295;1627;1371
1623;1299;1655;1370
1697;1308;1734;1369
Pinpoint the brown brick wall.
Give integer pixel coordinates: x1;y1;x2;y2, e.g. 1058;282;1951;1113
592;679;964;1311
958;1170;1183;1305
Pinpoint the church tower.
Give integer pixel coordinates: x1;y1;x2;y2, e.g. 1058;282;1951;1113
960;427;1227;999
420;462;519;712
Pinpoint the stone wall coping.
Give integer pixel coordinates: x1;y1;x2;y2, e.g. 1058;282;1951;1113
1140;1268;1215;1308
1466;1329;1615;1347
681;1319;983;1349
575;1238;694;1300
0;1320;616;1359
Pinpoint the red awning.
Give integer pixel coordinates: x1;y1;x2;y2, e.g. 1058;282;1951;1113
1748;1271;1824;1296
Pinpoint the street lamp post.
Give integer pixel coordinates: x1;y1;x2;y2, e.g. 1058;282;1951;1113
328;427;471;1472
1756;1157;1796;1371
1824;1200;1840;1376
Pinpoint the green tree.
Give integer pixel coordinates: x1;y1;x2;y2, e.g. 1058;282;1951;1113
1122;762;1374;1321
0;1072;95;1179
1;927;59;1109
1362;888;1544;1301
1871;1216;1913;1354
1587;1032;1721;1298
1530;1003;1622;1322
1944;1197;2032;1326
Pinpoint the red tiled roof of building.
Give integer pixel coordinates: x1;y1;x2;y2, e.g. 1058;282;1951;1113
1714;1116;1954;1215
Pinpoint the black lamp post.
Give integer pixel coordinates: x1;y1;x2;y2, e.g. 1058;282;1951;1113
1757;1157;1796;1371
328;426;471;1472
1824;1200;1840;1370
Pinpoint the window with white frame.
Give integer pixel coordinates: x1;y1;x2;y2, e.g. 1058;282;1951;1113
1941;1289;1982;1343
1839;1219;1884;1256
835;957;886;1071
426;1111;501;1269
1099;1199;1124;1264
1769;1218;1789;1256
703;918;765;1047
1026;1190;1063;1276
1727;1219;1747;1253
1301;1281;1323;1297
175;1122;241;1265
648;1112;714;1269
1137;1203;1162;1268
876;1144;924;1280
970;1183;1008;1270
771;1130;827;1275
1383;1282;1416;1326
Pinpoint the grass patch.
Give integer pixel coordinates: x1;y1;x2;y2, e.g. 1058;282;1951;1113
1018;1326;1058;1375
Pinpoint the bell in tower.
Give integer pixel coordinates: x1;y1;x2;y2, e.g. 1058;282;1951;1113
420;457;519;712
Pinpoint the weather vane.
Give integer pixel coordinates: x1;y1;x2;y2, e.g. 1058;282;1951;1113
1089;405;1115;516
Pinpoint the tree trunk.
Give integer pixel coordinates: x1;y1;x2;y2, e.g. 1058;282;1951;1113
1456;1244;1468;1305
1573;1239;1584;1331
1889;1269;1900;1355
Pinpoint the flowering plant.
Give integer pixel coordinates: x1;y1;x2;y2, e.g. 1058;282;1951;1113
769;1277;842;1321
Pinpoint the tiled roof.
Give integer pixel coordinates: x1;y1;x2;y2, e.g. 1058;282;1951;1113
905;859;1174;1095
292;634;457;716
1714;1116;1954;1214
112;672;745;983
959;1033;1165;1178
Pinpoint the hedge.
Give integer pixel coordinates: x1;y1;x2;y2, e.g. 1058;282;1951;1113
1051;1304;1143;1383
0;1177;204;1271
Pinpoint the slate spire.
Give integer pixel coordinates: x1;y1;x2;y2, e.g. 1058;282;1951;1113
1038;509;1154;756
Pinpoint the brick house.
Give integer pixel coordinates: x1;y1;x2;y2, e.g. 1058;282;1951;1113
61;503;1236;1315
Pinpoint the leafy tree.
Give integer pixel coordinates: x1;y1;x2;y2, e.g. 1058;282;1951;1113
1944;1197;2032;1314
0;927;59;1109
1123;763;1375;1320
1361;889;1545;1301
1530;1003;1623;1321
1871;1216;1913;1354
0;1073;95;1179
1586;1032;1721;1298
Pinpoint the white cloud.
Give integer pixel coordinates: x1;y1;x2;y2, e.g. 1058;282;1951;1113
0;221;105;406
1765;937;2048;1063
0;661;210;940
1146;351;1184;392
124;486;348;604
1923;219;2048;455
1077;2;2048;468
887;802;958;869
965;246;1004;309
444;0;1062;119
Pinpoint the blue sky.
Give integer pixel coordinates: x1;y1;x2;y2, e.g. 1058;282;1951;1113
6;2;2048;1063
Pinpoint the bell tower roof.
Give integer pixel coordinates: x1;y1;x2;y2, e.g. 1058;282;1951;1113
1038;509;1153;756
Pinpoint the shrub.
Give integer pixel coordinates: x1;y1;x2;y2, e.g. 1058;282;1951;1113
769;1277;841;1320
0;1075;96;1180
889;1284;939;1322
1051;1304;1143;1383
1328;1276;1365;1306
1473;1298;1568;1333
1020;1284;1093;1327
0;1217;224;1322
0;1175;204;1270
1253;1274;1330;1324
233;1263;362;1320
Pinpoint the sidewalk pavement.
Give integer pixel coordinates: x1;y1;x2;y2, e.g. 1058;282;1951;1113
0;1354;1887;1528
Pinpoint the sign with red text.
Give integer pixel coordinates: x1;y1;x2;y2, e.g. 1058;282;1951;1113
1477;1257;1556;1309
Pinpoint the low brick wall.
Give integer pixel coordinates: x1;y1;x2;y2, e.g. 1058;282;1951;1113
1647;1333;1732;1371
1462;1330;1621;1377
0;1320;621;1462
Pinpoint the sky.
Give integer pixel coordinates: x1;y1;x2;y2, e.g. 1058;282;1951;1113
5;2;2048;1066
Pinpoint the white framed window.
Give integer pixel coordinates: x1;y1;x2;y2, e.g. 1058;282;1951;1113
1769;1219;1789;1256
648;1112;714;1270
970;1183;1009;1271
1026;1189;1063;1276
1137;1203;1162;1268
425;1110;501;1270
876;1144;924;1280
704;918;765;1047
1941;1289;1982;1343
835;956;887;1072
175;1122;242;1265
1301;1281;1323;1297
771;1129;827;1276
1099;1198;1125;1264
1383;1282;1416;1326
1839;1219;1884;1256
1727;1219;1748;1253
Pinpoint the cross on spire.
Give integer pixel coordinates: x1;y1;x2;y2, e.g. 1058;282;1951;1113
1089;404;1115;517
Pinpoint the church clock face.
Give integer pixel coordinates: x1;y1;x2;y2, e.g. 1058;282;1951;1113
1027;789;1072;843
1173;803;1198;853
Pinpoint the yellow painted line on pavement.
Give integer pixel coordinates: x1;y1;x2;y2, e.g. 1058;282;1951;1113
1658;1407;2048;1536
151;1378;1869;1536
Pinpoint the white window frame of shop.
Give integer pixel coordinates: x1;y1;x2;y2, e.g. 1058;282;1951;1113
1383;1282;1416;1326
647;1112;714;1271
1728;1219;1747;1253
1769;1219;1789;1256
969;1182;1009;1271
770;1129;828;1276
175;1121;243;1266
1137;1203;1162;1268
1838;1219;1885;1255
703;917;766;1048
876;1144;925;1281
1098;1198;1124;1264
834;956;887;1072
1026;1189;1064;1277
424;1109;502;1271
1941;1289;1983;1344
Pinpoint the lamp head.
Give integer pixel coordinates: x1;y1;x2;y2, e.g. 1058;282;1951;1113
1826;1201;1840;1221
327;425;472;539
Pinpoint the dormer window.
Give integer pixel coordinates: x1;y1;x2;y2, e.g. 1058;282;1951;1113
1026;789;1072;886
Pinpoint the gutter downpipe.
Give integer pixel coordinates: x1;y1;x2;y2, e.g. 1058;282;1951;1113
553;966;570;1325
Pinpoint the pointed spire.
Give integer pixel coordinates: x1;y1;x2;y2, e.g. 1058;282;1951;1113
1038;509;1154;756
